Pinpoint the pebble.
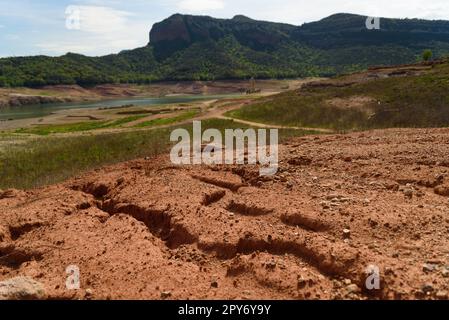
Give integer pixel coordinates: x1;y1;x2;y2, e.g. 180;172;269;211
422;263;437;273
346;284;360;294
436;290;448;300
85;288;93;298
266;261;277;270
333;280;342;288
161;291;172;299
442;269;449;278
421;283;434;294
297;277;307;289
403;188;414;198
343;229;351;239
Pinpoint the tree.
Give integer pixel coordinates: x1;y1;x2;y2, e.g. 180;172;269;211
423;49;433;62
0;76;7;87
24;77;46;87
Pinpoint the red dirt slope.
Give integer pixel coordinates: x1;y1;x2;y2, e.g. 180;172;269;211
0;128;448;300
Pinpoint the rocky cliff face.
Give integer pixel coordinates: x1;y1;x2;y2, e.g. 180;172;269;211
150;13;449;59
149;14;192;59
150;14;295;60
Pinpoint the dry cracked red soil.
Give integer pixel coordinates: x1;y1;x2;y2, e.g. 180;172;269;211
1;128;448;300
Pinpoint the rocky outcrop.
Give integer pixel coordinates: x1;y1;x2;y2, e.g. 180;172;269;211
0;277;46;300
150;14;294;60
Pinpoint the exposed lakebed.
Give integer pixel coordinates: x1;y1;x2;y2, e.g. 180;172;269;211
0;94;238;121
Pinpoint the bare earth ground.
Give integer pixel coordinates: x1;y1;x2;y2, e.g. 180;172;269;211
0;128;448;300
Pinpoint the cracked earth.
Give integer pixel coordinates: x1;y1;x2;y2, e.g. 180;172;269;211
0;128;448;300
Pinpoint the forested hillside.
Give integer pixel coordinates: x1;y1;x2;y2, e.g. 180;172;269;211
2;13;449;87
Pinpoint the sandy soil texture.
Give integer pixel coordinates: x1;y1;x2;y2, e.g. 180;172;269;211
0;128;448;300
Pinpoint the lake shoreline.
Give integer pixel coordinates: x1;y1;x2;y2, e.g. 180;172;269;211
0;79;310;110
0;95;235;130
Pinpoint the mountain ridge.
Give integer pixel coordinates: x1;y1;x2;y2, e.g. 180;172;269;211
2;13;449;87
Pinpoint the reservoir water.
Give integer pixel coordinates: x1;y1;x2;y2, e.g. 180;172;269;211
0;94;238;121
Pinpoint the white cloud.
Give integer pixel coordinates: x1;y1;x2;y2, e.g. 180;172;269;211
35;5;151;56
69;5;134;34
178;0;225;13
38;38;139;55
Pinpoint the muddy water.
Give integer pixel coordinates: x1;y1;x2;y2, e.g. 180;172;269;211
0;94;238;121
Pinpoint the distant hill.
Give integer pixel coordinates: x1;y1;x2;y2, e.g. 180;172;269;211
2;13;449;87
228;59;449;130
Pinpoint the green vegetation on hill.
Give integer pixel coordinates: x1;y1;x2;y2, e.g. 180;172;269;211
228;61;449;130
2;13;449;87
0;47;159;87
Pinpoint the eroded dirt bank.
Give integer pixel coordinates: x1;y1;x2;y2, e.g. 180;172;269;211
0;128;448;300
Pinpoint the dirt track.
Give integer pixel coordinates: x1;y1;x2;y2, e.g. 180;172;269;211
0;128;448;300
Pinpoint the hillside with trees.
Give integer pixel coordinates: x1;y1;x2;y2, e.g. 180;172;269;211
2;13;449;87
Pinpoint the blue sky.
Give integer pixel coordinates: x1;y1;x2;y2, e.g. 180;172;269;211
1;0;449;58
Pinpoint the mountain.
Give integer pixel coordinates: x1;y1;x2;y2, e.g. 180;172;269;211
150;14;295;59
2;13;449;87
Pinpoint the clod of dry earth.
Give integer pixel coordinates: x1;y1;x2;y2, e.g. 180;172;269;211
0;128;448;300
0;277;46;300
